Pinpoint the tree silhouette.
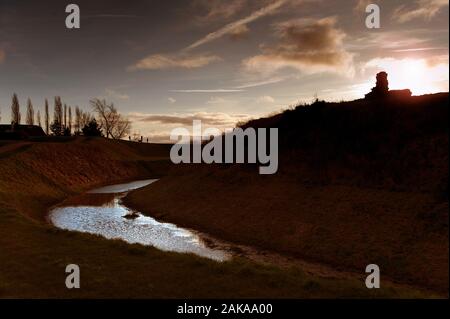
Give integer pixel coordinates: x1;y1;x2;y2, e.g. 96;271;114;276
26;98;34;125
64;104;67;129
91;98;131;139
50;120;63;136
82;119;103;137
68;106;72;134
75;106;81;134
51;96;64;136
36;110;42;128
11;93;21;125
44;99;49;135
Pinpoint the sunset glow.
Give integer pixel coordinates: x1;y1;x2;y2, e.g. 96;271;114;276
365;57;449;95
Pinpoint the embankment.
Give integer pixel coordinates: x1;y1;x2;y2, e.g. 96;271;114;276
1;137;426;298
124;94;449;293
0;137;170;221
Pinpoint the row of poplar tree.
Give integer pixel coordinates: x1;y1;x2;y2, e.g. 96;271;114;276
10;93;102;136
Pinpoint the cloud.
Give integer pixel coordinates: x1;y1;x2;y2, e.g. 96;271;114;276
233;76;286;89
393;0;448;23
168;97;176;104
207;97;227;104
105;88;129;100
256;95;275;103
129;112;251;127
130;0;292;71
193;0;248;24
348;30;439;52
242;17;354;75
170;88;243;93
353;0;374;13
185;0;288;51
229;24;250;41
0;49;5;63
84;14;138;19
129;52;221;71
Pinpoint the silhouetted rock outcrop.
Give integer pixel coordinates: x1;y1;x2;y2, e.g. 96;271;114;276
365;71;412;100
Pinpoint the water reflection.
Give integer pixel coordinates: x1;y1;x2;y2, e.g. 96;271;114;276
49;179;229;261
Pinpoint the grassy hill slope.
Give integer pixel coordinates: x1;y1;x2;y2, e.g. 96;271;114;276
125;93;449;293
0;137;423;298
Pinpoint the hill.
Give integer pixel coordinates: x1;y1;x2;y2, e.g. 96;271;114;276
1;137;421;298
124;93;449;293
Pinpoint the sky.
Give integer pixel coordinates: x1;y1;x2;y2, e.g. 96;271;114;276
0;0;448;141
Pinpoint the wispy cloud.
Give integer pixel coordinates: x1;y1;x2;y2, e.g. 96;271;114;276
256;95;275;103
229;24;250;41
168;97;177;104
393;47;446;52
83;14;138;19
207;97;228;104
353;0;374;13
129;111;250;126
393;0;448;23
185;0;288;51
234;76;286;89
170;88;243;93
129;53;221;71
105;88;130;100
193;0;248;24
129;0;290;71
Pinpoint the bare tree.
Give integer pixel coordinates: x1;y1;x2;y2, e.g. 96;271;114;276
26;98;34;125
80;111;93;128
111;117;131;139
44;99;49;134
90;98;112;138
11;93;21;125
36;110;42;128
90;98;131;139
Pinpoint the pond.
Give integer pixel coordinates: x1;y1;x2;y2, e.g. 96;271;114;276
48;179;230;261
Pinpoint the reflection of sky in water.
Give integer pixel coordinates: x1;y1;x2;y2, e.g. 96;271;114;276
88;179;159;194
50;180;229;262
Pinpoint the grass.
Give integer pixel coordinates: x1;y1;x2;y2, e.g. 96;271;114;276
0;208;431;298
124;94;449;295
0;137;434;298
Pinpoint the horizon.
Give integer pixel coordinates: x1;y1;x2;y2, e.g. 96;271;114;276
0;0;449;142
